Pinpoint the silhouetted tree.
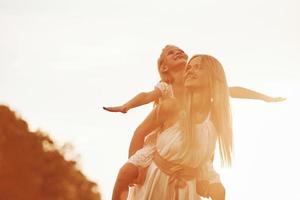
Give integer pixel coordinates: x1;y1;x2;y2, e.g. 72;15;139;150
0;105;101;200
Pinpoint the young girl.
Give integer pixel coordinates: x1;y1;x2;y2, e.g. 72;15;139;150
109;45;187;200
104;45;285;200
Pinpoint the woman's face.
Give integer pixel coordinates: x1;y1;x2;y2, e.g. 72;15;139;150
184;56;210;90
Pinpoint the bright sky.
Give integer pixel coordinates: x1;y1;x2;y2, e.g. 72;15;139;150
1;0;300;199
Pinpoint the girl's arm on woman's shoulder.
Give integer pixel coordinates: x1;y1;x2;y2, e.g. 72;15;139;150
128;98;178;158
229;86;285;102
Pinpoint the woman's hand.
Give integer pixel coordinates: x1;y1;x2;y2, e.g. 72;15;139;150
263;96;286;102
196;180;209;198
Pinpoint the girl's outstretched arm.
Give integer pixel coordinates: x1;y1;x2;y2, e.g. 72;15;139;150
229;86;286;102
103;88;162;113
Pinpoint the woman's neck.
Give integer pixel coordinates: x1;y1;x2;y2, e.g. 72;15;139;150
192;88;211;124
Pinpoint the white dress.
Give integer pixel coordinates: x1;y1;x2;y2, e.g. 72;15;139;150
127;118;220;200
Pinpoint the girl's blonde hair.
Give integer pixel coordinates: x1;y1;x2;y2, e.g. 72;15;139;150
183;54;233;167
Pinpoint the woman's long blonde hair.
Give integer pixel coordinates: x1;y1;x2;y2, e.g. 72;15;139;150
183;54;233;167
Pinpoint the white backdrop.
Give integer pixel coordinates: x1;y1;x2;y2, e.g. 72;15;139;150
1;0;300;199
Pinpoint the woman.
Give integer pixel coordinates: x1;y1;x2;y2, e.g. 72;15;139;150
127;54;232;199
111;45;285;200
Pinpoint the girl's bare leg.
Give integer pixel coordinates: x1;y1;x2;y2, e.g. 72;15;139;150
120;191;128;200
112;163;138;200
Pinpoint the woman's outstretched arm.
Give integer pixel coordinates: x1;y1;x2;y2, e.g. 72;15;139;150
229;86;285;102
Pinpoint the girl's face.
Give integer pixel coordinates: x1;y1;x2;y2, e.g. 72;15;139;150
184;56;210;90
163;47;188;72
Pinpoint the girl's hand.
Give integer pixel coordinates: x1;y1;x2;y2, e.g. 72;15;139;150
103;105;129;113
